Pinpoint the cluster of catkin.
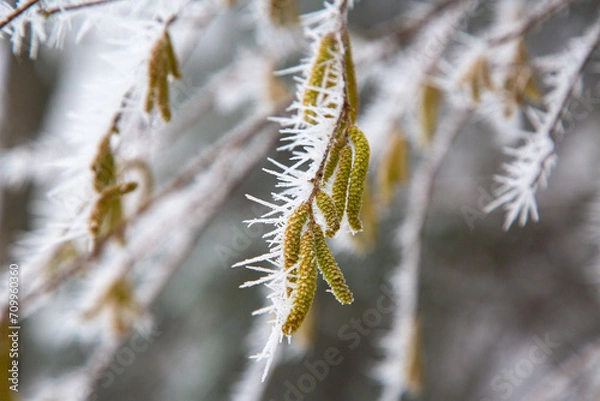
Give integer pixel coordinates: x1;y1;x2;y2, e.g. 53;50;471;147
460;39;540;115
88;28;182;245
88;129;138;249
281;29;371;336
145;30;181;122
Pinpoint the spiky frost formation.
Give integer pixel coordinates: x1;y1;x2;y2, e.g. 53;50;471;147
485;17;600;229
235;1;351;380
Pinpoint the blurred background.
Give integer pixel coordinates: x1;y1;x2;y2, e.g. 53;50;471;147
2;1;600;400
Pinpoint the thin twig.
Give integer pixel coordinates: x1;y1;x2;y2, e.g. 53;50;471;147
379;108;472;401
365;0;466;42
0;0;40;29
19;98;291;316
39;0;121;17
71;122;281;401
487;0;579;46
532;17;600;189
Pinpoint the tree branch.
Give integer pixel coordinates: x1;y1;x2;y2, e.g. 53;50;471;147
487;0;579;46
378;108;472;401
39;0;122;17
0;0;39;29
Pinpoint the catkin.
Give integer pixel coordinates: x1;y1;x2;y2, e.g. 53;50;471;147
268;0;299;27
164;32;181;79
342;30;358;123
90;133;116;193
462;56;493;104
89;182;138;238
157;71;172;122
282;203;310;269
405;317;425;396
315;190;340;238
377;129;408;205
323;138;344;183
302;33;338;123
313;224;353;304
346;126;370;232
419;82;440;148
145;38;166;113
331;144;352;221
145;31;180;122
282;229;317;336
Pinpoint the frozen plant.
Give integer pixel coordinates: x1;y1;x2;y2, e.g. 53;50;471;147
0;1;600;401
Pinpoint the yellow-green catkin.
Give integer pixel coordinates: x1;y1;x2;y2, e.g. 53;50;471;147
157;70;172;122
405;317;425;396
315;190;340;238
323;137;345;183
268;0;299;27
89;182;138;239
91;133;116;193
282;203;311;269
419;82;441;149
313;224;353;304
342;30;358;123
503;40;541;115
302;33;338;124
146;38;165;113
82;276;141;335
331;144;352;221
282;229;317;336
351;181;377;254
145;31;180;122
461;55;493;104
377;129;408;206
164;32;181;80
346;126;370;232
265;63;289;105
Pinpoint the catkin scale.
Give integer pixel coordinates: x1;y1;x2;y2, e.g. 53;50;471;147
313;225;353;304
346;126;370;232
331;144;352;221
282;229;317;336
282;203;310;269
315;190;340;237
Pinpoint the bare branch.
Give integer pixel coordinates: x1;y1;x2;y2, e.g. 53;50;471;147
0;0;40;29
